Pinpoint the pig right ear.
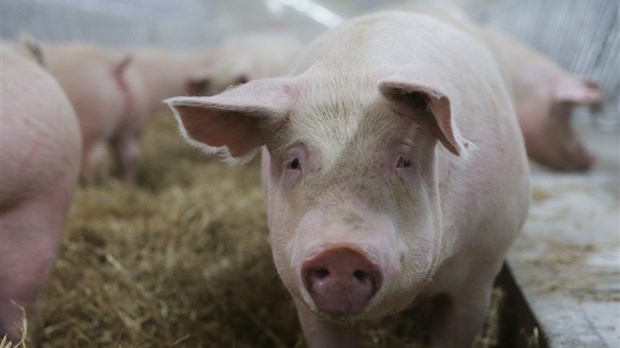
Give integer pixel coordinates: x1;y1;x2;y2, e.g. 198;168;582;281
553;76;602;105
165;77;293;163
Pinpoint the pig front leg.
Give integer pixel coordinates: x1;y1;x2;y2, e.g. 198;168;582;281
111;130;141;185
81;141;107;185
428;285;493;347
295;299;361;348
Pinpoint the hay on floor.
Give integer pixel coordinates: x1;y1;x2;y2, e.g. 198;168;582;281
3;113;508;348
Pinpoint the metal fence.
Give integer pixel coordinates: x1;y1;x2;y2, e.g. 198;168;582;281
2;0;618;129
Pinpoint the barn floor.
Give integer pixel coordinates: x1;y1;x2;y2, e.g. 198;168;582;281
508;125;620;348
1;113;518;348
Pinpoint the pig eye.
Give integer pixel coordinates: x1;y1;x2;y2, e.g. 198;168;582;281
396;156;412;168
287;158;301;170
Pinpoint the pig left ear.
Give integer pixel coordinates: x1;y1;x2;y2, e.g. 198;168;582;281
552;76;602;105
379;78;469;157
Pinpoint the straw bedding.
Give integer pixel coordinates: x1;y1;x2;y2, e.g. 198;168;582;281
2;113;505;348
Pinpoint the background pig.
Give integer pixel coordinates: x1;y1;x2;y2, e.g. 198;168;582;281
167;10;529;348
1;46;81;342
482;29;602;172
131;47;214;114
185;33;303;95
42;42;147;184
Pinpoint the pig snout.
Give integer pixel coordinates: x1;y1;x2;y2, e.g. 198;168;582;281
568;137;597;171
301;247;383;315
573;151;595;171
551;140;596;171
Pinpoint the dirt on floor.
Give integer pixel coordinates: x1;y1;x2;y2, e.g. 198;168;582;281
2;113;507;348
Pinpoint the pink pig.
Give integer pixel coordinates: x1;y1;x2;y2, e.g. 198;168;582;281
482;29;602;171
185;33;303;96
167;10;529;347
1;46;81;342
41;42;147;184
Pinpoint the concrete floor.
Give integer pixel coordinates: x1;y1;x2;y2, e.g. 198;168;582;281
508;125;620;347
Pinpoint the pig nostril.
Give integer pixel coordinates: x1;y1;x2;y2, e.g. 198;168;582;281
353;270;367;282
311;268;330;280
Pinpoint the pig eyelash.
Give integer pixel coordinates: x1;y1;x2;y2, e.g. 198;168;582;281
396;155;412;168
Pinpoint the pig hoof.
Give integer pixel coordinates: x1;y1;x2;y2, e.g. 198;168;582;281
302;247;382;315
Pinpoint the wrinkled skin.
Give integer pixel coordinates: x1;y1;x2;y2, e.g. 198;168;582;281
185;33;302;96
167;11;529;348
0;47;81;343
42;42;148;184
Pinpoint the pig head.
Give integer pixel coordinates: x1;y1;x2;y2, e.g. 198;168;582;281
166;11;529;347
168;73;460;314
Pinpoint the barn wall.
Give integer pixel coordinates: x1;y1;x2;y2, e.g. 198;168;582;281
1;0;618;127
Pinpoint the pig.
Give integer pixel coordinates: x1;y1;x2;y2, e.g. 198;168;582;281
1;46;81;342
42;42;148;184
131;47;215;114
166;10;530;347
481;29;602;171
185;33;303;95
